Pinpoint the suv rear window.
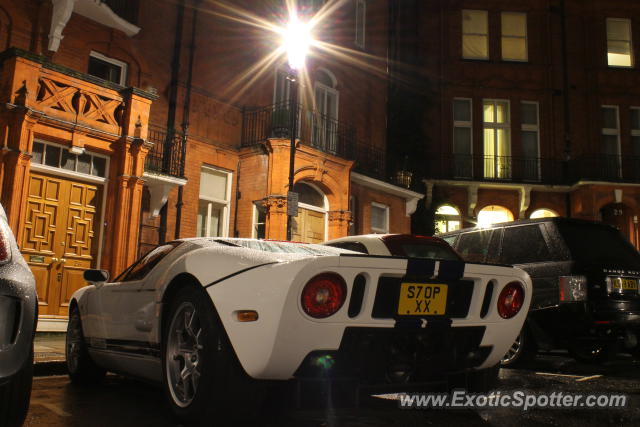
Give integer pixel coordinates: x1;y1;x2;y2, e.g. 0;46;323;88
456;230;494;263
557;222;640;266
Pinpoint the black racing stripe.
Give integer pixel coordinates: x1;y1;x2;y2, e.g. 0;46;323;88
88;338;160;358
437;260;466;281
203;262;278;288
406;258;436;278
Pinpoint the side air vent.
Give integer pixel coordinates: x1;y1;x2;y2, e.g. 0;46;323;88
480;281;494;318
348;274;367;318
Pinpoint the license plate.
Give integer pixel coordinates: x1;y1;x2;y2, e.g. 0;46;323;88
613;278;638;291
397;283;447;315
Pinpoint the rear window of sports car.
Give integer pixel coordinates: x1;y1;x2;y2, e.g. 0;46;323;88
214;239;352;256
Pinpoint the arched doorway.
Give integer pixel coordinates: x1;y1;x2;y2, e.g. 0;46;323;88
600;203;632;242
477;205;514;228
291;182;327;243
530;208;558;219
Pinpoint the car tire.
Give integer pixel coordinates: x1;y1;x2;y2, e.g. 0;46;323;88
500;326;537;367
569;341;613;364
66;307;106;385
161;286;264;423
0;346;33;427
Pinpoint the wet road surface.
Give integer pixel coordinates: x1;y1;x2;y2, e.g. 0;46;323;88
24;352;640;427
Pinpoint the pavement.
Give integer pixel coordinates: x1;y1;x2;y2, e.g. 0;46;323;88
33;333;67;377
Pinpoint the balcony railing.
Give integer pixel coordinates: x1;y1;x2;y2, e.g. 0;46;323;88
242;101;386;179
104;0;140;25
425;154;640;185
145;125;186;178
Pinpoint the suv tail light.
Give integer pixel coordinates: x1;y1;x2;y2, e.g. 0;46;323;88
559;275;587;302
497;281;525;319
301;273;347;318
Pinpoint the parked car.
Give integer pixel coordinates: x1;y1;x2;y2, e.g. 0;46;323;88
323;234;462;261
439;217;640;365
0;203;37;427
67;237;530;422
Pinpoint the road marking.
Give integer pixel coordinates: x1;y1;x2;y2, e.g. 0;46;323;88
575;375;603;382
30;399;71;417
535;372;584;378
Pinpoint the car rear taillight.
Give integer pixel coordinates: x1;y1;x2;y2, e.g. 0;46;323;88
497;281;525;319
559;275;587;302
0;225;11;264
301;273;347;319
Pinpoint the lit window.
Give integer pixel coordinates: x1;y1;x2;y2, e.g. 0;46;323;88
501;12;527;61
483;100;511;179
462;10;489;59
453;98;473;178
355;0;366;49
252;203;266;239
521;102;540;181
631;108;640;156
530;209;558;219
601;106;621;179
88;51;128;85
477;205;513;228
197;167;231;237
435;205;461;233
607;18;633;67
371;202;389;234
31;141;107;178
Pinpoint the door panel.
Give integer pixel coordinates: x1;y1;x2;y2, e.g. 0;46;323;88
292;207;325;244
21;172;101;316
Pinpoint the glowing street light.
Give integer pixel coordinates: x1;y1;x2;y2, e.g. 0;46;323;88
281;10;311;241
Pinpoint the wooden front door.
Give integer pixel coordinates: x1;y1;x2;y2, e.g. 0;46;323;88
292;207;325;243
21;172;101;316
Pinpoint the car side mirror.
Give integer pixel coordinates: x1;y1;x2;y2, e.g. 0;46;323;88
83;269;109;285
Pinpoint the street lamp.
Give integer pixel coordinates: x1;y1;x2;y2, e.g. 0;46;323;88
281;11;311;241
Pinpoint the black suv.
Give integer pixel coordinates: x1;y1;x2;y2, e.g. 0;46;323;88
439;218;640;365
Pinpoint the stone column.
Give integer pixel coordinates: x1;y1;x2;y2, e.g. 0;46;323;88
328;210;352;240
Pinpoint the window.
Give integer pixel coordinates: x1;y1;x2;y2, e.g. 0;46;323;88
501;225;551;264
453;98;473;178
312;69;339;152
457;230;494;263
601;106;621;179
477;205;513;228
632;108;640;158
501;12;527;61
327;241;369;254
483;100;511;179
521;102;540;181
118;243;179;282
530;208;558;219
197;167;231;237
88;52;127;85
355;0;366;49
252;203;266;239
607;18;633;67
370;202;389;234
31;141;108;178
348;195;357;235
435;205;461;233
462;10;489;59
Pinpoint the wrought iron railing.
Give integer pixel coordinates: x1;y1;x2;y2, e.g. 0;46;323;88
104;0;140;25
242;101;386;180
145;125;186;178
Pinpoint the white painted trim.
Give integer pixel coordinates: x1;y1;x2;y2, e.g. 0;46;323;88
142;171;188;186
90;51;128;86
74;0;140;37
30;163;107;184
352;172;423;217
370;202;389;234
198;166;233;238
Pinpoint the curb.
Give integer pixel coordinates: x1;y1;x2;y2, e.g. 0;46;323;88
34;360;67;377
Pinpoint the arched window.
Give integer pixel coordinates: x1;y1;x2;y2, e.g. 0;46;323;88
435;204;461;233
477;205;514;228
291;182;327;243
530;208;558;219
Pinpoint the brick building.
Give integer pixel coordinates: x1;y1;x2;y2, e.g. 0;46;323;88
0;0;422;329
390;0;640;247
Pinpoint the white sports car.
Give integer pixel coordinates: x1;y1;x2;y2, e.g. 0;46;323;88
67;238;531;421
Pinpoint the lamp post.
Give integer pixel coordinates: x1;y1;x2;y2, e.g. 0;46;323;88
281;12;311;241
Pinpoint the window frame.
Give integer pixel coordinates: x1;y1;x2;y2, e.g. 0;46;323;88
521;101;540;181
483;99;512;179
631;107;640;156
501;12;528;62
370;202;389;234
88;51;128;86
197;166;232;238
462;9;489;60
452;98;474;178
606;18;634;68
355;0;366;49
